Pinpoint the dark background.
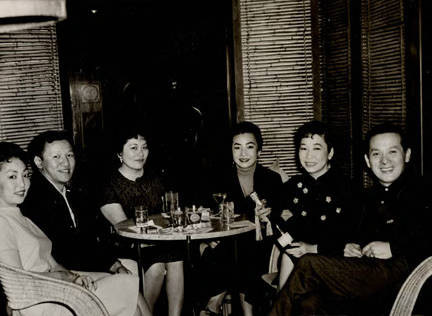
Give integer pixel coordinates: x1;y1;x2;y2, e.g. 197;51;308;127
57;0;236;201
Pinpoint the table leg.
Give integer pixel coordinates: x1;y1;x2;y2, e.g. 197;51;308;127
136;241;145;294
184;235;198;316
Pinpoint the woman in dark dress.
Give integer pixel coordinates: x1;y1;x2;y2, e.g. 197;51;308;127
99;126;184;316
198;121;283;316
276;121;358;289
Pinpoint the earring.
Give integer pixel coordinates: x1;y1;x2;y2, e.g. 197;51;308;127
119;156;123;163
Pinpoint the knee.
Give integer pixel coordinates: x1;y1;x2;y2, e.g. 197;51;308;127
148;262;166;276
295;254;316;270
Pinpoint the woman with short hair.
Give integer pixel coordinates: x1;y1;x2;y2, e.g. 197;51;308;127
99;126;184;316
276;121;358;290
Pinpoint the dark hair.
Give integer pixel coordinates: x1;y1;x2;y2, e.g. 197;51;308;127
113;125;149;155
28;130;74;159
364;123;408;154
0;142;29;169
294;120;334;152
231;121;263;151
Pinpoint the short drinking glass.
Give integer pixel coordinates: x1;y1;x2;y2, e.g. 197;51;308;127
135;206;148;228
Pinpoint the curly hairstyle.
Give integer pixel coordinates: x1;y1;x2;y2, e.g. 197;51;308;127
0;142;29;170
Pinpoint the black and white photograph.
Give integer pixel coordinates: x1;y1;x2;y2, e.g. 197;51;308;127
0;0;431;315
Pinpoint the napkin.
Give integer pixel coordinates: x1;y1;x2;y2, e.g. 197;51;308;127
128;220;162;233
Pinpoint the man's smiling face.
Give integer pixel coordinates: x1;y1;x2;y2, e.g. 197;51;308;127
365;132;411;187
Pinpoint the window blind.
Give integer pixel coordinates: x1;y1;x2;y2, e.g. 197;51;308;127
360;0;406;185
236;0;315;176
317;0;353;177
361;0;406;133
0;25;64;149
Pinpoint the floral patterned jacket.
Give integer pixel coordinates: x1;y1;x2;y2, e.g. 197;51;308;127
277;167;359;255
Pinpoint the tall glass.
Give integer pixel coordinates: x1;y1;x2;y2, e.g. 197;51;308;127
165;191;179;230
134;205;148;233
221;202;234;224
165;191;179;212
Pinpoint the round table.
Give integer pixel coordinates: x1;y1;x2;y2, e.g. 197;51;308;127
114;214;255;314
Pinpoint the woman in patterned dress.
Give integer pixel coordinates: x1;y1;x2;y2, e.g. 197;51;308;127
100;126;183;316
276;121;358;290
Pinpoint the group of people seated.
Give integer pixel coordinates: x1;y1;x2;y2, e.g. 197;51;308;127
0;119;430;316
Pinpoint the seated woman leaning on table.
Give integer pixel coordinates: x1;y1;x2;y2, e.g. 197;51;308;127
275;121;358;290
0;142;149;316
197;121;283;316
99;126;184;316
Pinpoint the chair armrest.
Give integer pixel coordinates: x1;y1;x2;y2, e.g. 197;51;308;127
0;262;109;316
390;256;432;316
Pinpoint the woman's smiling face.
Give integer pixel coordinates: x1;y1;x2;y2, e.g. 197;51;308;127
299;134;333;179
119;135;149;172
232;133;260;170
0;157;31;207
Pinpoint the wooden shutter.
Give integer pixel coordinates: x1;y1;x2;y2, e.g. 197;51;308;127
235;0;315;176
318;0;353;177
360;0;406;185
0;25;64;149
361;0;406;133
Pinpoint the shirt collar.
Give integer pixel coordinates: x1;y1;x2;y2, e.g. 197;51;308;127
40;172;68;196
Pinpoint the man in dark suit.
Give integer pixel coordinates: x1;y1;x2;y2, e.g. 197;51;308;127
21;130;128;273
269;123;432;316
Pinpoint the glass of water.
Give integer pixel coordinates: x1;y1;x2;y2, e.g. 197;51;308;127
135;205;148;230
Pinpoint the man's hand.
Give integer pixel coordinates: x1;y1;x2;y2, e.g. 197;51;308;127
344;243;363;258
285;241;317;258
362;241;392;259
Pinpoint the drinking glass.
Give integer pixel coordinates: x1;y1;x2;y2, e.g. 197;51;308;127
134;206;148;229
212;192;227;215
165;191;179;212
221;202;234;224
172;207;183;231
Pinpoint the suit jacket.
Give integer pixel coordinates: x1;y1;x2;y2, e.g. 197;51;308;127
357;172;432;269
21;172;117;272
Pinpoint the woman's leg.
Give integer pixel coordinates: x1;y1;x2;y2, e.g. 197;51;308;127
165;260;184;316
78;271;140;316
278;253;294;291
144;262;166;312
240;293;253;316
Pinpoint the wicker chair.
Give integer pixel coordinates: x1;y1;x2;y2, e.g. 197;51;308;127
0;262;109;316
389;256;432;316
261;245;280;289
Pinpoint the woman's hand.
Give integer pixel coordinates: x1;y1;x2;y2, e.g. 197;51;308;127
344;243;362;258
110;261;132;274
362;241;392;259
256;207;271;222
284;241;317;258
71;273;97;291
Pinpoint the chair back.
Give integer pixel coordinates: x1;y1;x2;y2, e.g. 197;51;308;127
0;262;109;316
390;256;432;316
